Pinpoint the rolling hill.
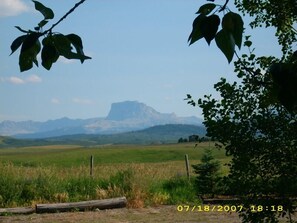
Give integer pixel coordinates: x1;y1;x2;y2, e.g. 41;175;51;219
0;124;206;148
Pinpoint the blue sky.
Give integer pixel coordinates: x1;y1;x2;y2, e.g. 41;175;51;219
0;0;281;122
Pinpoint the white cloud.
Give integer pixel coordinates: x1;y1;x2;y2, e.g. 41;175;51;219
9;76;25;85
1;75;42;85
0;0;29;17
26;74;42;83
72;97;94;105
51;98;61;104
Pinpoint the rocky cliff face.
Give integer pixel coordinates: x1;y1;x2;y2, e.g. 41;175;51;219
106;101;175;121
106;101;159;121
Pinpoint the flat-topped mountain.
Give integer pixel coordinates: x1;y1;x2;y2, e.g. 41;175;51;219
0;101;202;139
106;101;167;121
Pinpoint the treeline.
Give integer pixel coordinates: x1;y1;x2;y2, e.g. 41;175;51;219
177;135;210;143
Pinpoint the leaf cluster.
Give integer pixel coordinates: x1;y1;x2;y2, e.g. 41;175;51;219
188;1;297;222
269;60;297;112
234;0;297;57
188;2;243;63
195;39;297;222
10;0;91;72
189;0;297;113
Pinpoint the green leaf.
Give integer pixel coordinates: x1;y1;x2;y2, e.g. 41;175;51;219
61;51;92;63
38;19;49;29
230;13;243;49
66;34;88;63
52;34;91;63
10;35;27;55
215;29;235;63
66;34;83;50
19;33;41;71
188;14;206;45
19;52;33;71
222;12;234;31
41;37;59;70
20;32;41;53
35;19;49;31
32;0;54;20
41;45;59;70
197;3;216;15
222;12;244;49
52;34;72;56
201;14;220;45
19;38;41;72
15;26;29;33
244;40;252;47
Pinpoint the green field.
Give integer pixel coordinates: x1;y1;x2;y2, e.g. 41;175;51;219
0;142;230;209
0;142;227;167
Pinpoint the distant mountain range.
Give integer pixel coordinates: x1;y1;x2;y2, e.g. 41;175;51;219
0;124;206;148
0;101;203;139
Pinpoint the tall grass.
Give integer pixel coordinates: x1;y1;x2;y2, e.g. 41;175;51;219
0;162;198;208
0;143;228;208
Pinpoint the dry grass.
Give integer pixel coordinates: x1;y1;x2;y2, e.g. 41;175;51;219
0;160;198;184
0;143;228;208
0;160;197;208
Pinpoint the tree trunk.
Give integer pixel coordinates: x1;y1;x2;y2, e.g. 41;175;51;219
0;207;35;215
36;197;127;213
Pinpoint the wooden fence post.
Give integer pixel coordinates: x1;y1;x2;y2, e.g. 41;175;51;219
90;155;94;177
185;154;190;180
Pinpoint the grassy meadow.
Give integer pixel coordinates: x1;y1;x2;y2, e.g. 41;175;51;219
0;142;230;209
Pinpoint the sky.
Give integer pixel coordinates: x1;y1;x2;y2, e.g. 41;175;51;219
0;0;281;122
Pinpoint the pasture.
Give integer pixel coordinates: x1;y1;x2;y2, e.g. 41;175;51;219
0;142;229;208
0;142;227;167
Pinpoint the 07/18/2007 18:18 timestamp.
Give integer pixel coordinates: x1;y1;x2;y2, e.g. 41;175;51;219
176;205;284;213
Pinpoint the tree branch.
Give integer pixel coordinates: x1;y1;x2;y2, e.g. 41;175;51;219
219;0;229;12
43;0;87;35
